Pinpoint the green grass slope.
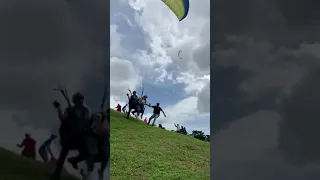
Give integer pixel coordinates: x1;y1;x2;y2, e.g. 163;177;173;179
0;147;78;180
110;110;210;180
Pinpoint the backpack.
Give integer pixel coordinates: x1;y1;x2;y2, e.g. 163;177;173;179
60;106;90;135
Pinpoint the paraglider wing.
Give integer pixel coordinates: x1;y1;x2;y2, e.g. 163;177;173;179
161;0;189;21
178;50;182;59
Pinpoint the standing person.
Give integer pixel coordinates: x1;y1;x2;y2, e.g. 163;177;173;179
126;90;139;119
38;134;57;164
143;117;148;123
174;123;181;132
115;104;121;112
52;92;90;180
17;133;36;160
146;103;166;126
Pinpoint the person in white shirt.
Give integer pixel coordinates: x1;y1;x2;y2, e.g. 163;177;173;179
174;123;180;132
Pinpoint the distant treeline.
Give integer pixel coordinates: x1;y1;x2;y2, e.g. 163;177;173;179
158;124;210;142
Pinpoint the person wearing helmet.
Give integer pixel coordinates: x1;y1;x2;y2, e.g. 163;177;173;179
52;92;90;180
17;133;36;160
38;134;57;164
126;90;139;118
146;102;166;126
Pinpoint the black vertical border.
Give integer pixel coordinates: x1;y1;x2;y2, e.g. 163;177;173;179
106;0;111;179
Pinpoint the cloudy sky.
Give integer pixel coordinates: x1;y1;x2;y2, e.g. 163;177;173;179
0;0;108;178
110;0;210;134
212;0;320;179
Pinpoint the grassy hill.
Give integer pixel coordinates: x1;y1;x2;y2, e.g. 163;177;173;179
110;110;210;180
0;147;78;180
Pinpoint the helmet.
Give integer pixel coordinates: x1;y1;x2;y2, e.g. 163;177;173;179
133;91;136;94
72;92;84;104
72;92;84;99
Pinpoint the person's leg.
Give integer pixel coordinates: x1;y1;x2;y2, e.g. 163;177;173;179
21;151;27;158
53;146;69;180
68;134;89;170
152;114;160;126
97;137;109;180
148;114;155;124
85;136;99;180
140;106;145;119
126;107;132;118
39;148;49;164
32;152;36;160
136;104;141;118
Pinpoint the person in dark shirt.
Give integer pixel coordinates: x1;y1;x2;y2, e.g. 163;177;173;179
126;90;139;118
122;104;127;113
38;134;57;164
146;103;166;126
52;92;90;180
17;133;36;160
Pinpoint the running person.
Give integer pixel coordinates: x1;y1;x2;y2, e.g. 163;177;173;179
122;104;127;113
146;103;166;126
38;134;57;164
53;92;90;180
126;90;139;118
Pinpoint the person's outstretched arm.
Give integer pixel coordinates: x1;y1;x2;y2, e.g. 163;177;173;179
161;108;166;117
53;101;67;123
16;139;25;148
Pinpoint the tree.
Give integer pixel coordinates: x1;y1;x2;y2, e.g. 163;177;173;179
191;130;206;141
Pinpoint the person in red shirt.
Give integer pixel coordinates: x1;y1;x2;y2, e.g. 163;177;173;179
143;118;147;123
115;104;121;112
17;133;36;160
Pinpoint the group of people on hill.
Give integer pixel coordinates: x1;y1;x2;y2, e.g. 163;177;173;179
18;91;110;180
17;133;63;170
116;89;167;126
52;92;109;180
174;123;187;134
